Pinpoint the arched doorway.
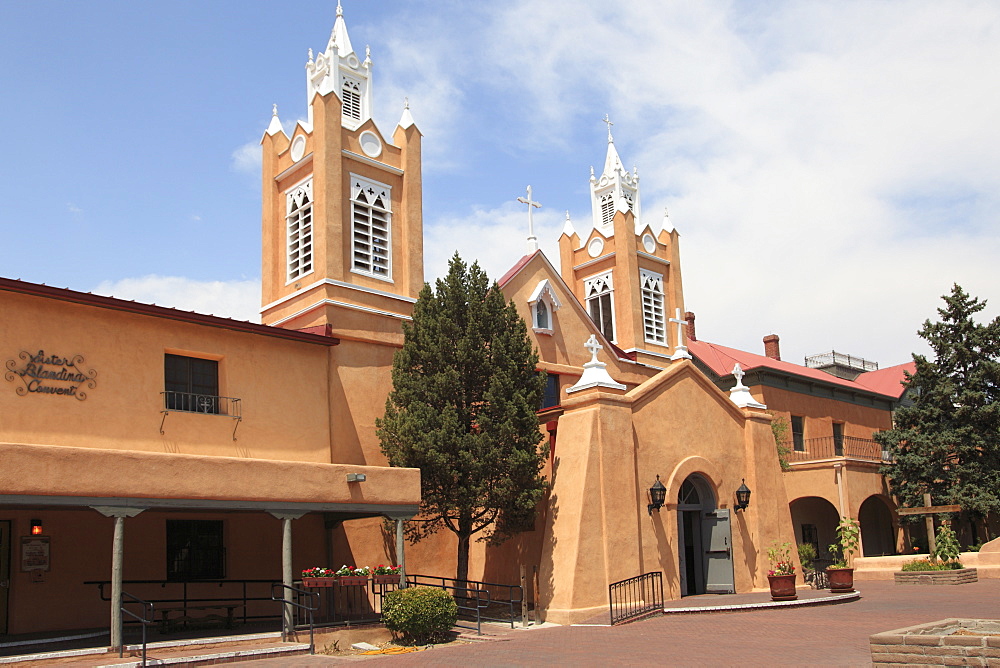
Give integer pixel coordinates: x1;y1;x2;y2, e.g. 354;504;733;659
859;496;896;556
677;475;734;596
789;496;840;561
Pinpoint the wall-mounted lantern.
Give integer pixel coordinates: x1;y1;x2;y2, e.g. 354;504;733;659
735;479;752;511
648;475;667;515
30;519;43;535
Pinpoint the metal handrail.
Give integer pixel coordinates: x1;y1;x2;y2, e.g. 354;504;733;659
86;579;279;626
609;572;663;625
271;583;318;655
119;591;155;665
161;390;242;417
405;574;524;634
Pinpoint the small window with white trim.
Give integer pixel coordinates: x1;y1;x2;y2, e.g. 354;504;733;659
351;175;391;279
640;269;665;344
585;273;614;341
600;193;614;226
528;279;561;335
286;180;314;282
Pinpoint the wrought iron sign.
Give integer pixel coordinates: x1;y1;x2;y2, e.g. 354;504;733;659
4;350;97;400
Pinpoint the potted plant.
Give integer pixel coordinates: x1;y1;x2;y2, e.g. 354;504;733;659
827;517;860;593
372;564;404;585
301;567;337;588
767;541;797;601
336;564;371;586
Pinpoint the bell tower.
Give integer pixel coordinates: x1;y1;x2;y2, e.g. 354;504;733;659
558;121;687;367
259;1;423;341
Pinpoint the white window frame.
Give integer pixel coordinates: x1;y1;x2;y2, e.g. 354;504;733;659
584;272;615;341
599;193;614;227
527;279;561;336
350;174;392;281
285;178;314;284
341;75;362;122
640;269;665;344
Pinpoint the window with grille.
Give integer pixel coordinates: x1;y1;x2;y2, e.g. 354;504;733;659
342;77;362;121
164;354;220;414
640;270;665;344
286;180;313;282
351;176;391;278
166;520;225;581
585;273;614;341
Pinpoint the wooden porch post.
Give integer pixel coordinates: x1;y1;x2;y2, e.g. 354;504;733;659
90;506;144;652
396;519;406;587
269;512;304;641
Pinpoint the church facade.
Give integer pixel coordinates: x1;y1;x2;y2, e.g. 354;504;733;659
0;4;911;640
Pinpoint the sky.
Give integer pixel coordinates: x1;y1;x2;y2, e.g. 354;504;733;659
1;1;998;368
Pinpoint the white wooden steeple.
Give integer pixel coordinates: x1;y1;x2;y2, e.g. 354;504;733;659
305;0;374;130
590;115;642;235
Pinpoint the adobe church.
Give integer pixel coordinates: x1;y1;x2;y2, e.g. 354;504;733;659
253;4;797;624
4;3;910;641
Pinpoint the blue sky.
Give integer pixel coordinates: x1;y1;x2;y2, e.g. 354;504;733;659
1;1;998;366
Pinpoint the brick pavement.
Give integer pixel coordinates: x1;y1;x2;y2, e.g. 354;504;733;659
234;579;1000;666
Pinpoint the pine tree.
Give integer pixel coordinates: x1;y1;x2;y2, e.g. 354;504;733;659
877;284;1000;542
377;254;548;583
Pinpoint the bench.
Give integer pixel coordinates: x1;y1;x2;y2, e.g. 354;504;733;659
158;603;244;633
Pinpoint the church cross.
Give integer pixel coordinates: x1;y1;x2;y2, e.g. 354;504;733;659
669;308;686;344
584;334;602;364
732;363;745;388
896;492;961;555
602;113;614;141
517;185;542;253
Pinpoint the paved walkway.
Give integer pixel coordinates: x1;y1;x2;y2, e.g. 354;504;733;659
235;579;1000;666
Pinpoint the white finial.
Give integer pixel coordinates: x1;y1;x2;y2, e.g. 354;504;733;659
589;166;596;182
337;0;343;17
602;113;614;142
669;308;692;360
272;103;278;117
364;44;372;65
307;48;314;63
567;335;627;394
517;185;542;253
729;362;766;409
404;97;410;109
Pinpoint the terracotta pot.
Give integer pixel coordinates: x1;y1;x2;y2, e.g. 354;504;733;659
826;567;854;593
337;575;369;586
767;574;798;601
372;574;402;585
301;577;336;588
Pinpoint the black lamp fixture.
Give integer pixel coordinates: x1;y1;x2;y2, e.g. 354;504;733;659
30;519;43;535
735;479;752;511
648;475;667;515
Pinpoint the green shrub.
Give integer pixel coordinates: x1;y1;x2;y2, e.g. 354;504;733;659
797;542;817;569
933;523;962;564
381;586;457;644
901;558;964;571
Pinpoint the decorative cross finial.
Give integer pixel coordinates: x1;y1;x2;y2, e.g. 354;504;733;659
602;113;614;142
732;363;746;388
584;334;602;364
517;185;542;253
272;103;278;117
337;0;343;17
668;308;692;360
307;48;314;62
404;96;409;109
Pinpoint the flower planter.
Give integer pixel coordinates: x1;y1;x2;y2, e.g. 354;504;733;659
767;574;797;601
337;575;369;587
826;567;854;593
894;568;978;585
372;574;402;585
301;577;336;588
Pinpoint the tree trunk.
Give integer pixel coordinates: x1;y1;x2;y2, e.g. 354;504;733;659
456;517;472;585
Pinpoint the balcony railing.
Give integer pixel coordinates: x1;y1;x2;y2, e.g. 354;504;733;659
787;436;892;463
162;391;241;417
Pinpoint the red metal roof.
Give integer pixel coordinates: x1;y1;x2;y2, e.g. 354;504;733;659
0;276;339;346
497;252;539;287
853;361;914;398
688;339;907;399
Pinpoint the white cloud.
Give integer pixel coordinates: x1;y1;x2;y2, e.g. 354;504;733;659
231;142;262;174
67;203;83;214
92;275;261;323
412;0;1000;367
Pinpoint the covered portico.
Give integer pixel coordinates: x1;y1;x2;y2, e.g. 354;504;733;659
0;442;420;647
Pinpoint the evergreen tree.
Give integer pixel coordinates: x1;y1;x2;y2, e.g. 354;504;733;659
877;284;1000;542
377;254;548;583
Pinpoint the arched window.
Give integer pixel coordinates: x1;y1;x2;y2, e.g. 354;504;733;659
536;299;549;330
286;180;314;282
350;175;391;279
342;77;362;121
